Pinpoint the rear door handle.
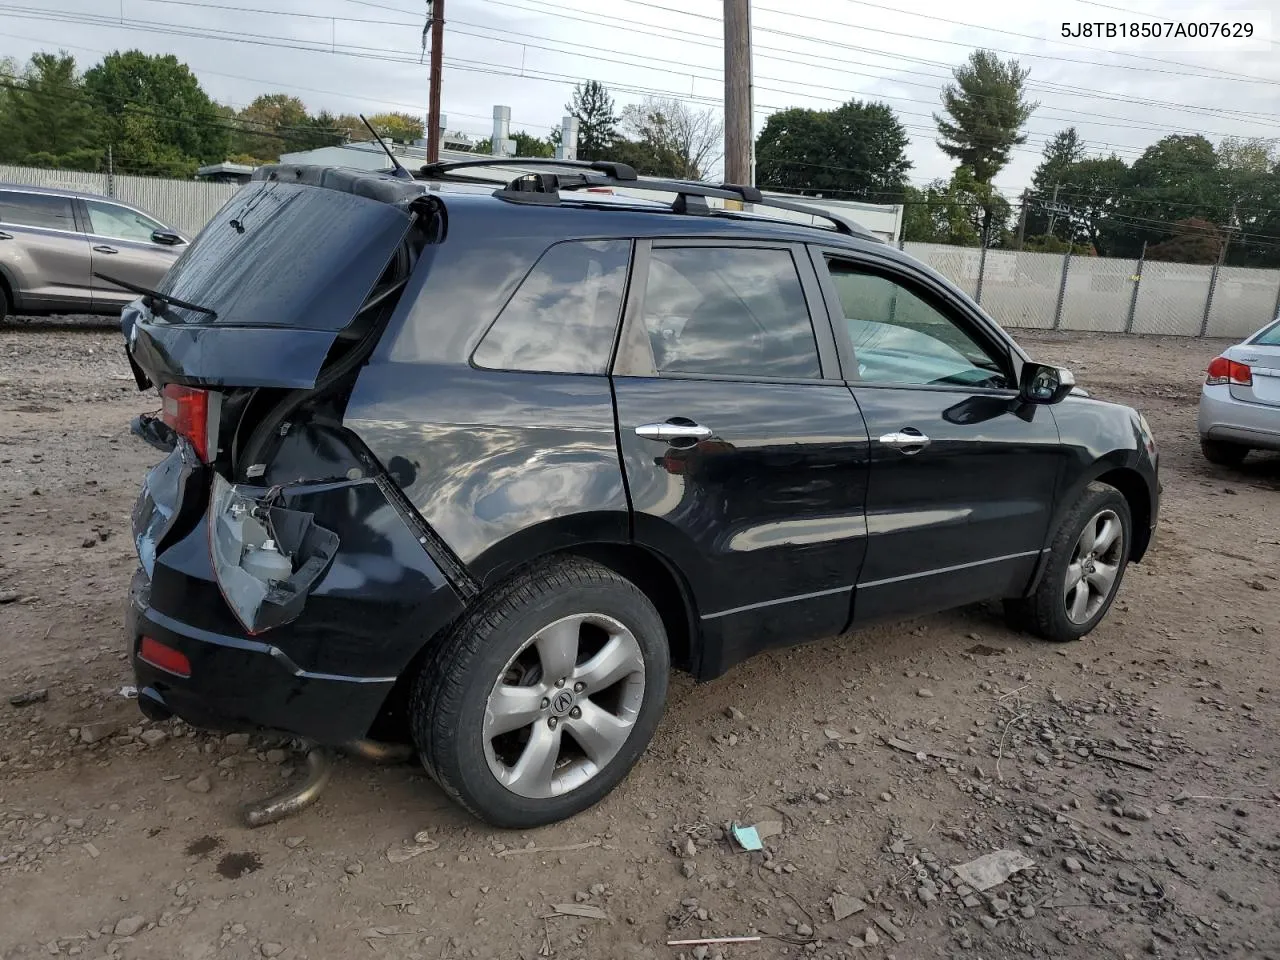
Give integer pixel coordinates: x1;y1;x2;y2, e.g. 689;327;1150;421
0;231;12;240
878;428;930;453
93;245;119;254
635;421;713;442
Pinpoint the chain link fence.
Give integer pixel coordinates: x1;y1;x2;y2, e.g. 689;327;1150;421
2;162;1278;337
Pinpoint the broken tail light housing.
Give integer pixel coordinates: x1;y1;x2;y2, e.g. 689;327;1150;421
1205;356;1252;387
160;384;219;461
132;439;200;577
208;475;340;635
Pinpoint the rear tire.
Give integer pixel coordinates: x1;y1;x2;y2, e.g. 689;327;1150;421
1200;438;1248;466
1005;482;1131;643
411;557;669;828
0;283;10;321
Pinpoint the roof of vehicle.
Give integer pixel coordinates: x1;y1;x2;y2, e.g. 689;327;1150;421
0;180;119;204
252;163;895;259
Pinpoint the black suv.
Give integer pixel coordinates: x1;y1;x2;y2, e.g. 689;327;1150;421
122;161;1160;828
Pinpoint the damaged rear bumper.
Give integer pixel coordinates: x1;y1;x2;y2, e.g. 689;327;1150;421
126;452;466;744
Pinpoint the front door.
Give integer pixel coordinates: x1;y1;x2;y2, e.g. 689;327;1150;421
814;250;1066;624
82;198;182;310
611;240;870;677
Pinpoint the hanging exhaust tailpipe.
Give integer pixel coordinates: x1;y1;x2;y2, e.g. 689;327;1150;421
240;746;333;828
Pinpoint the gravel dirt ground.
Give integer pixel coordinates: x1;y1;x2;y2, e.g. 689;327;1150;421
1;318;1279;960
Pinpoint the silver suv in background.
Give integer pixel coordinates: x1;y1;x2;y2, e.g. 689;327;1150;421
0;183;187;320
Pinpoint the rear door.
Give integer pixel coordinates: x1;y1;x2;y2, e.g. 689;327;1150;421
813;248;1066;624
81;198;184;310
0;189;92;309
611;239;870;676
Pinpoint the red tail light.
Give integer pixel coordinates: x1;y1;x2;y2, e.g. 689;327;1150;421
1206;356;1252;387
161;384;211;460
138;635;192;678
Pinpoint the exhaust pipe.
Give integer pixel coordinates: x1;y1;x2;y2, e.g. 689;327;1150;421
342;739;414;764
240;747;332;828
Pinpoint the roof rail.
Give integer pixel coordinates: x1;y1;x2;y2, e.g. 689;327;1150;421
418;157;639;182
478;167;880;241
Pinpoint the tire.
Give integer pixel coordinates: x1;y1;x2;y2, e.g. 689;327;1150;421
411;557;670;828
0;283;10;321
1201;438;1249;466
1005;482;1132;643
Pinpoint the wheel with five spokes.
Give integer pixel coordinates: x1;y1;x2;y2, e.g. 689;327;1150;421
411;557;669;828
1004;482;1132;643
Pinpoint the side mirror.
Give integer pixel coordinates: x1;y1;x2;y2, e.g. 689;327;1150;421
151;230;183;246
1019;362;1076;405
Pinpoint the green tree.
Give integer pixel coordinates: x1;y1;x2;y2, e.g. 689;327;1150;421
935;49;1038;184
472;130;556;157
1026;127;1085;238
83;51;227;165
565;80;619;160
1056;155;1129;255
1112;135;1225;257
0;52;101;169
367;111;423;143
904;167;1010;246
233;93;311;159
755;100;911;200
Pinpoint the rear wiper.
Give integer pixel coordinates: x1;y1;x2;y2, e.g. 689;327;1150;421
93;272;218;319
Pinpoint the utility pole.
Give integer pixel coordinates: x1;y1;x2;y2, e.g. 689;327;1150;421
425;0;445;163
723;0;752;186
1015;189;1029;251
1045;182;1062;236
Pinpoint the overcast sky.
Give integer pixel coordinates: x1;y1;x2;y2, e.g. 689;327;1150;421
1;0;1277;199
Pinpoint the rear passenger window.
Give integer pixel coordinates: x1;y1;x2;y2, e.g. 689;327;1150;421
473;239;631;375
0;191;76;231
641;247;820;379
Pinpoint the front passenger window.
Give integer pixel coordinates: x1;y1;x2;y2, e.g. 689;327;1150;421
827;260;1010;390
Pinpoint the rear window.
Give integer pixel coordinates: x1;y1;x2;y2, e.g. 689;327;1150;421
155;180;412;329
0;191;76;231
472;239;631;375
1254;320;1280;346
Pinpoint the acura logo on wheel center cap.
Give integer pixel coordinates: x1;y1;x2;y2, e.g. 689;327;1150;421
551;690;575;715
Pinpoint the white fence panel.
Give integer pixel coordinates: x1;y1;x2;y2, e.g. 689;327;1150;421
0;163;108;194
1207;267;1280;339
903;242;981;298
1057;257;1137;333
978;250;1063;330
1132;261;1214;336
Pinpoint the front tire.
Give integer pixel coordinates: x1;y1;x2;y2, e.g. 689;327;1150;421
1200;438;1249;466
1005;482;1132;643
411;557;670;828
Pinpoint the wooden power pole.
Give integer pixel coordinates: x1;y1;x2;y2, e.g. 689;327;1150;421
426;0;445;163
723;0;752;186
1015;189;1029;251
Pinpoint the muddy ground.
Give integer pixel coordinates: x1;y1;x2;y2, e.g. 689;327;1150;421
1;319;1278;960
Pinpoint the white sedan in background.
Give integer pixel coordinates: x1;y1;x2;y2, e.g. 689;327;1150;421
1199;314;1280;465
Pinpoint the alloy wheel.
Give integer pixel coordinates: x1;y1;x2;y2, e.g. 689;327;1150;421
482;613;646;799
1064;508;1125;625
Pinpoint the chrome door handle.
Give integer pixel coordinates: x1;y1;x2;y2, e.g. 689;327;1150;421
635;422;713;442
0;231;12;240
878;428;930;453
93;245;118;254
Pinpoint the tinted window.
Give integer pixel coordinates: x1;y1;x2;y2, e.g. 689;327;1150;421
0;191;76;231
641;247;820;379
85;200;163;243
473;239;630;374
827;260;1009;389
